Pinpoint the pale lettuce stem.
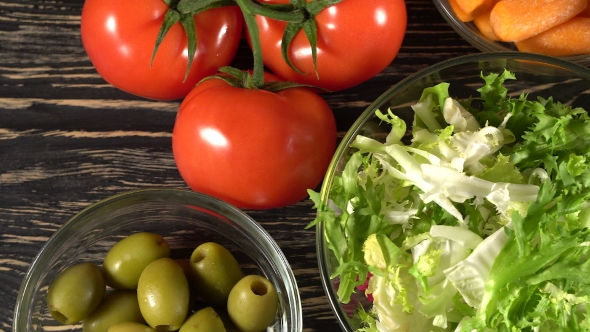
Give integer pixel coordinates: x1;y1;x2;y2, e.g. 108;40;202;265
384;144;424;178
412;96;443;132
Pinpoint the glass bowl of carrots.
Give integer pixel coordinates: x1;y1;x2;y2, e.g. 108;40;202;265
311;52;590;331
434;0;590;66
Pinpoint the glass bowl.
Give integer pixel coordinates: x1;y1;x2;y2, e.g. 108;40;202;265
315;52;590;331
14;188;302;332
433;0;590;67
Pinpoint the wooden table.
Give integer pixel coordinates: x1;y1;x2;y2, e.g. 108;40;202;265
0;0;479;330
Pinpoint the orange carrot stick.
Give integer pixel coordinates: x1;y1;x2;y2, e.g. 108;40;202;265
490;0;587;42
455;0;494;21
449;0;477;22
515;17;590;56
473;0;500;41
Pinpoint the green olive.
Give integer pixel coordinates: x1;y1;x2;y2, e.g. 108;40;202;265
179;307;225;332
46;262;105;324
83;289;145;332
107;322;156;332
188;242;244;306
103;232;170;289
137;257;190;331
227;275;279;332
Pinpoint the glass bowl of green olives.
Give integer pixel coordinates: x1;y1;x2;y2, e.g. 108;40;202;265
14;188;302;332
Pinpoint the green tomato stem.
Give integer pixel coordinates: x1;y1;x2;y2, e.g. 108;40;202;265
237;0;306;22
233;0;317;88
177;0;237;15
234;0;268;87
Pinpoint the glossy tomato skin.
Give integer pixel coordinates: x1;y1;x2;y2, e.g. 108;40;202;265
81;0;244;100
254;0;407;92
172;73;337;209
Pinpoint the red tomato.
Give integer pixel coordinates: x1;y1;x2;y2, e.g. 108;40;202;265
253;0;407;91
172;72;337;210
81;0;244;100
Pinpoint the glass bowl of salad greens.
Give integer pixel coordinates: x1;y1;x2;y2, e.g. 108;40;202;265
310;52;590;331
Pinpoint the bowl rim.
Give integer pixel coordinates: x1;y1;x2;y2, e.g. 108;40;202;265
315;51;590;330
14;187;302;332
432;0;590;66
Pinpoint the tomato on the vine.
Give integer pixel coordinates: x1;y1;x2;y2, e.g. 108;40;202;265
252;0;407;92
80;0;244;100
172;71;337;210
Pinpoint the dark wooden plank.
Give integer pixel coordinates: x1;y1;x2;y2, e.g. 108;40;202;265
0;0;479;330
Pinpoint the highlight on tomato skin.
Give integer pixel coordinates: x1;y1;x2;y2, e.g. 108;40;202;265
171;72;337;210
80;0;244;101
251;0;408;92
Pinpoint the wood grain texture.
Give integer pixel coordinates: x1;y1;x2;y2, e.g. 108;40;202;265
0;0;476;330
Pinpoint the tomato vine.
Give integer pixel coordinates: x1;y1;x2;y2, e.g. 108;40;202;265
153;0;346;88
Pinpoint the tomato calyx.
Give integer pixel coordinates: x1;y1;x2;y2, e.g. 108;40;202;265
239;0;344;77
153;0;235;81
277;0;343;76
235;0;341;89
207;66;325;92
